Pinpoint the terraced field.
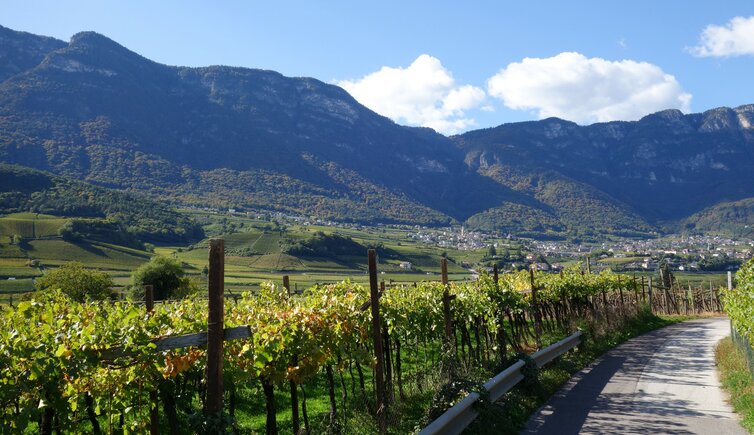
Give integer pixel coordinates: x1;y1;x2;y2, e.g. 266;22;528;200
25;239;150;270
0;211;482;301
0;213;67;238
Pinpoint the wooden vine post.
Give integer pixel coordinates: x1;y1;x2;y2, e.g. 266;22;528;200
441;258;454;347
282;275;300;434
529;266;542;349
618;276;625;314
145;285;159;435
641;276;646;302
368;249;387;434
206;239;225;418
493;264;499;288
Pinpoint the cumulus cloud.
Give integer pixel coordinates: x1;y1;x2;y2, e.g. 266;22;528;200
337;54;486;134
487;52;692;124
690;16;754;57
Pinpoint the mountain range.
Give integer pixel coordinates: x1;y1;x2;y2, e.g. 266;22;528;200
1;24;752;240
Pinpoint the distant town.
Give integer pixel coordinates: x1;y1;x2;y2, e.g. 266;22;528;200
211;207;751;274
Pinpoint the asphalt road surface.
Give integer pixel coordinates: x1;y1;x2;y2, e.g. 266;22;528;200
524;317;745;434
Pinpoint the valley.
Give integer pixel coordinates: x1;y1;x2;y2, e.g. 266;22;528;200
1;14;753;434
1;204;745;304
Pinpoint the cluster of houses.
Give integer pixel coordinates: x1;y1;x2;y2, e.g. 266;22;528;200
406;226;490;250
529;234;753;272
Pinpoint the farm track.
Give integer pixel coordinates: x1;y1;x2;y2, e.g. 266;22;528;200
524;317;745;434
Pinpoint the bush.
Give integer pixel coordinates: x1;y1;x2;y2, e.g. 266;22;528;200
131;256;193;300
35;262;114;302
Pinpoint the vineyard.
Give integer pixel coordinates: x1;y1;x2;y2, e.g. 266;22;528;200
725;259;754;377
0;240;725;434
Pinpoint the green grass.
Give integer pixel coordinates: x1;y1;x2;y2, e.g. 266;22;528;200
0;266;42;278
716;337;754;433
598;256;645;265
0;278;35;293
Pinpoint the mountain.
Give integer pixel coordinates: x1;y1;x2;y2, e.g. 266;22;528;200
0;25;66;82
0;26;511;226
0;163;203;244
0;25;751;240
454;108;754;238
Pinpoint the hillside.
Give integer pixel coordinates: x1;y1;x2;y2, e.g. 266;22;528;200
0;25;752;239
455;109;754;231
681;198;754;238
0;164;203;244
0;26;510;226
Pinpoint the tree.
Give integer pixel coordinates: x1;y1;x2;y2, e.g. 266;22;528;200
36;262;114;302
131;256;189;300
487;245;497;258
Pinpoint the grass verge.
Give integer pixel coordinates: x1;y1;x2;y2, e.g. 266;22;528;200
716;337;754;433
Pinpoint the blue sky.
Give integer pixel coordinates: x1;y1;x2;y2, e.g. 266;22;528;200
3;1;754;134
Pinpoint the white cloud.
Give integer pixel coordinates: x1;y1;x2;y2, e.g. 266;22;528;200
690;16;754;57
487;52;692;124
337;54;486;134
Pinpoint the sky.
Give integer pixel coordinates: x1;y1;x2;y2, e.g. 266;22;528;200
2;1;754;134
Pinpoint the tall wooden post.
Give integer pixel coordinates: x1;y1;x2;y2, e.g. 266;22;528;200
441;259;453;347
283;275;290;295
206;239;225;417
529;267;542;349
283;274;299;433
641;276;646;302
493;264;499;289
618;276;625;314
368;249;387;434
145;285;159;434
648;277;654;313
586;256;591;274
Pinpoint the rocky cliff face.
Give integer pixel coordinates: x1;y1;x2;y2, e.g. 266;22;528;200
455;105;754;227
0;26;66;82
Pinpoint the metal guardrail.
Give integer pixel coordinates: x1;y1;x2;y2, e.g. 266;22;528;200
419;330;583;435
531;331;583;368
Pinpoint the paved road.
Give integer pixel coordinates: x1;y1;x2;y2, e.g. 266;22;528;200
524;317;745;434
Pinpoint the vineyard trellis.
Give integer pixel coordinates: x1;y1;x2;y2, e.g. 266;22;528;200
725;261;754;379
0;240;726;434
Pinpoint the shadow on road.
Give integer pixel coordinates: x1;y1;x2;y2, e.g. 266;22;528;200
523;319;741;435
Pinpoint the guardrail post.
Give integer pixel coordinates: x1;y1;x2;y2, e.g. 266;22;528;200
368;249;387;434
206;239;225;418
728;271;733;290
